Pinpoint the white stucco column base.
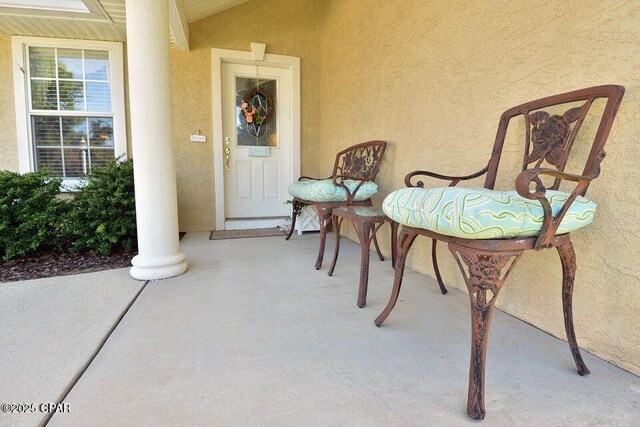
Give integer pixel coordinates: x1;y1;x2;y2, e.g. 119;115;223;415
126;0;187;281
130;253;188;281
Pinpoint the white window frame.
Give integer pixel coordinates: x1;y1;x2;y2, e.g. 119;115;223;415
11;36;127;188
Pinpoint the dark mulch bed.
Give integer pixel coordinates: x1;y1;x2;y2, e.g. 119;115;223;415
1;233;185;283
0;251;136;283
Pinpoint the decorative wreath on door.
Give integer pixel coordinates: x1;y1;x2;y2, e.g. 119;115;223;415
240;86;275;137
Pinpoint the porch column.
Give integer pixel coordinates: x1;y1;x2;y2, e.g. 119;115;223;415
126;0;187;280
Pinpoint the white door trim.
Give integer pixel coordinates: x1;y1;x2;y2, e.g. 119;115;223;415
211;47;301;230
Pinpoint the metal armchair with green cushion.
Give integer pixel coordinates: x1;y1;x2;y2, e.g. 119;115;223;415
375;85;625;420
286;140;387;269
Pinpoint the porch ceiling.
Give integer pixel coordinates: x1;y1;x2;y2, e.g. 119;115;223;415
0;0;249;45
0;0;127;42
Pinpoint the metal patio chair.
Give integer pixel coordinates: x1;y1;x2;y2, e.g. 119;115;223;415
286;140;387;269
376;85;625;420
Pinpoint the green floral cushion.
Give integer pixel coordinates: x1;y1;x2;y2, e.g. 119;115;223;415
288;179;378;203
383;187;596;239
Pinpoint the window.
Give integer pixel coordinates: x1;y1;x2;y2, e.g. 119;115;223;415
12;37;126;186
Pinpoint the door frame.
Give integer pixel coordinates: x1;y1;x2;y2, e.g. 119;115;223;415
211;47;301;230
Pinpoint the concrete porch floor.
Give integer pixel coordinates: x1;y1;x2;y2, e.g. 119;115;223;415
3;231;639;426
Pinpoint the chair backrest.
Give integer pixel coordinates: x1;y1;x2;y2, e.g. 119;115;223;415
331;140;387;183
484;85;625;195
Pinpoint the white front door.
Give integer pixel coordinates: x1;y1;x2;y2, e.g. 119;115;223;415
221;63;293;229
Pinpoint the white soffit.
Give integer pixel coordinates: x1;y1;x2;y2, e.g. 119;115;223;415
0;0;108;20
0;0;249;45
184;0;249;22
169;0;189;51
0;0;125;41
0;1;88;13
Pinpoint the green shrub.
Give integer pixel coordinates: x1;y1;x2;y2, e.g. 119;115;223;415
0;170;66;261
65;158;137;255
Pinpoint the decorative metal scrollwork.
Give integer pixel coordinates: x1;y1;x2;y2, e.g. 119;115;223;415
525;103;589;169
336;144;385;181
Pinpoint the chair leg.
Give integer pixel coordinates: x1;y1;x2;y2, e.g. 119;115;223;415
390;221;398;269
285;200;299;241
328;216;342;277
449;244;522;420
431;240;448;294
557;242;590;376
372;232;385;262
375;228;418;326
357;222;373;308
315;205;332;270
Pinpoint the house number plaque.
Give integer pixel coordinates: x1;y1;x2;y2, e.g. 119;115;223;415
248;146;270;157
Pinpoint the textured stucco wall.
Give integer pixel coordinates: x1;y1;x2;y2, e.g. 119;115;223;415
318;0;640;374
0;0;636;374
0;35;18;171
170;0;321;231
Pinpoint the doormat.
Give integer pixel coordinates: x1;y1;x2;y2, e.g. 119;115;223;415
209;227;287;240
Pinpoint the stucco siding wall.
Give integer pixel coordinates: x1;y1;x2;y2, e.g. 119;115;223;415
170;0;321;231
318;0;640;374
0;0;636;375
0;35;18;171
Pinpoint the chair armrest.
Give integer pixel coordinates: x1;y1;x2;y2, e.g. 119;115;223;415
515;166;599;250
404;166;489;188
332;175;369;205
298;175;331;181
